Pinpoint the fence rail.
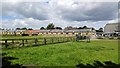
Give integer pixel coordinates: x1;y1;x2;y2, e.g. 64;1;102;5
0;37;75;48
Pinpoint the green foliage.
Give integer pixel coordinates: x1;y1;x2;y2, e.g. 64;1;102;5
96;28;103;32
78;27;83;29
83;26;87;29
40;27;45;30
46;23;55;29
1;35;55;39
2;40;118;66
16;27;29;30
55;27;62;30
28;28;33;30
21;27;27;30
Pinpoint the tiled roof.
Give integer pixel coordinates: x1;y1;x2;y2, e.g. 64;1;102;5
26;30;40;33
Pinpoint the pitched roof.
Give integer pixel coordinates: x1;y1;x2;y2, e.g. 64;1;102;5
39;30;50;32
65;29;93;32
26;30;40;33
51;29;64;32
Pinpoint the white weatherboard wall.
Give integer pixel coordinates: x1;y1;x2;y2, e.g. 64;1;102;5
104;23;118;33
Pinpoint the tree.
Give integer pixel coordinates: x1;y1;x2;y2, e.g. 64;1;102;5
16;28;21;30
83;26;87;29
28;28;33;30
55;27;62;30
40;27;45;30
78;27;83;29
99;28;103;32
46;23;55;29
21;27;27;30
96;28;103;32
92;28;95;30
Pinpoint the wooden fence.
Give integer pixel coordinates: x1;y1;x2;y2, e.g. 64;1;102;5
0;37;75;48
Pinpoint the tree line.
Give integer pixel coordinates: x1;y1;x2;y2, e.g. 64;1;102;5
14;23;103;32
40;23;62;30
40;23;103;32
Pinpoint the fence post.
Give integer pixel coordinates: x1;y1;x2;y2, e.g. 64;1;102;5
65;37;67;42
73;37;75;41
68;37;69;41
12;39;14;44
25;39;28;43
51;38;54;43
35;38;38;45
5;40;8;48
58;38;59;43
59;37;61;42
67;37;68;41
44;38;46;45
71;37;73;41
22;39;24;46
62;37;64;42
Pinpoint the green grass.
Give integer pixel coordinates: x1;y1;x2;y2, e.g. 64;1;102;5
1;35;70;39
2;40;118;66
1;35;49;39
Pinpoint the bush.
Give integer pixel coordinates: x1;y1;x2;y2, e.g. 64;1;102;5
109;37;114;39
22;34;29;36
97;37;104;39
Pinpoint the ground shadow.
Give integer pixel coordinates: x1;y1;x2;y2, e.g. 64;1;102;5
76;60;120;68
1;53;26;68
1;53;120;68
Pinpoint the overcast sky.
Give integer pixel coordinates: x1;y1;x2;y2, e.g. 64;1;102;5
0;0;119;29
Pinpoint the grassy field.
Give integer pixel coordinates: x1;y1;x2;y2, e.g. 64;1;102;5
2;40;118;66
1;35;71;39
1;35;51;39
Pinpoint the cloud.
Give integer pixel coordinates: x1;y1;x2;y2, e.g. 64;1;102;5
1;0;118;29
1;18;50;29
2;2;49;20
54;2;118;21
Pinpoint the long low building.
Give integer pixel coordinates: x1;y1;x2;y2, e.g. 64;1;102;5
0;30;26;36
0;28;96;38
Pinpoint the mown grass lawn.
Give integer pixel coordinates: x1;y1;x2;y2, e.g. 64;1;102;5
2;40;118;66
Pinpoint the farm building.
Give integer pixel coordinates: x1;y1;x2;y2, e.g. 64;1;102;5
38;30;51;35
103;23;119;38
65;29;95;35
25;30;40;36
0;29;26;36
0;28;96;39
104;23;118;33
50;30;64;34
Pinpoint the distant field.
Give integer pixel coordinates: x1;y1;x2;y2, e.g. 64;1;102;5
1;35;50;39
2;40;118;66
1;35;72;39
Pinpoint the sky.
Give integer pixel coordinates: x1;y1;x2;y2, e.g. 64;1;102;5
0;0;119;30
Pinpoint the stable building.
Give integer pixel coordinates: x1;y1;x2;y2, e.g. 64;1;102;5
104;23;118;33
104;23;119;38
50;30;64;34
0;28;97;39
25;30;40;36
65;29;96;35
39;30;50;35
0;29;26;36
